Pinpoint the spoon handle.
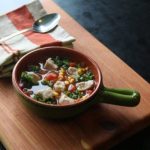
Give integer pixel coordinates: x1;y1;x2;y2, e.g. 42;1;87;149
0;28;32;43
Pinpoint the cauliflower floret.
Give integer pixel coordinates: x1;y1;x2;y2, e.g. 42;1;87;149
44;58;58;70
58;93;74;104
35;87;54;99
76;80;94;91
53;81;66;92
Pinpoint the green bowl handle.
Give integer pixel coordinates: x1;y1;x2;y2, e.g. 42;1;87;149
100;87;140;106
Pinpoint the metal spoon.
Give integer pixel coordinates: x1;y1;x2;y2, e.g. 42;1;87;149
0;13;61;43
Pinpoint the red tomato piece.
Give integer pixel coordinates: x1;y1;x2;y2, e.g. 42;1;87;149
86;90;93;95
68;84;76;92
69;62;76;67
44;73;58;81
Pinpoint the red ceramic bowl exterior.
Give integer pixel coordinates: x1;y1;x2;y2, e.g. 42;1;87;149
12;46;102;118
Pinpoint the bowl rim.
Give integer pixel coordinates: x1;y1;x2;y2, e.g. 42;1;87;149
12;46;102;108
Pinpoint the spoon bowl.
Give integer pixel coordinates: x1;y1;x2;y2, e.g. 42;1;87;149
33;13;61;33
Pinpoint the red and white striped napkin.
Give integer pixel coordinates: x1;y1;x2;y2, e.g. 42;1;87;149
0;0;75;78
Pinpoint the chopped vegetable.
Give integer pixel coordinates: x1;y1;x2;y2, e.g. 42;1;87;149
64;80;70;85
68;90;84;99
79;71;94;81
68;92;78;99
68;84;76;92
44;72;58;81
21;71;33;83
69;62;76;67
77;68;85;75
19;56;95;105
21;71;40;85
33;93;43;101
86;90;93;95
68;76;75;84
53;56;69;69
28;65;40;72
34;94;57;104
41;80;53;87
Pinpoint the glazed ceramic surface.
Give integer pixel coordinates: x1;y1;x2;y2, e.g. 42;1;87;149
12;46;140;119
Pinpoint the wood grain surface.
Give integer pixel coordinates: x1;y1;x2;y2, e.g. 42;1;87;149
0;0;150;150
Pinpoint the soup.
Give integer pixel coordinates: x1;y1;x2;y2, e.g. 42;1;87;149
19;56;95;105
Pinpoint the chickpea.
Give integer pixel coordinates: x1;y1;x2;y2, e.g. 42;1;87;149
64;80;70;85
53;91;59;97
59;72;64;76
58;75;64;80
69;78;75;84
68;76;72;80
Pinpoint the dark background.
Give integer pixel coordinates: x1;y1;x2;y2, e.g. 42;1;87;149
0;0;150;149
54;0;150;83
53;0;150;150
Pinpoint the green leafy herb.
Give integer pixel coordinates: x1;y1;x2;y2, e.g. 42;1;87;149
21;71;33;88
53;56;69;69
21;71;39;87
41;80;53;87
21;72;33;83
28;65;40;72
33;93;43;101
79;71;94;81
68;92;78;99
34;94;57;104
62;59;69;69
68;90;84;99
45;98;57;104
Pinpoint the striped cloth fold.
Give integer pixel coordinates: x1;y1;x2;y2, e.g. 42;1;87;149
0;0;75;78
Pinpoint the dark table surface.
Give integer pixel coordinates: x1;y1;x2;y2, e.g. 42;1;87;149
54;0;150;83
53;0;150;149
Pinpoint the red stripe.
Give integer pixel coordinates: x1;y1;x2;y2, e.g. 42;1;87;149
6;43;18;53
7;6;61;46
1;45;11;53
1;43;12;53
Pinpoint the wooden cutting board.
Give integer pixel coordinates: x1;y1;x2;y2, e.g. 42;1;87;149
0;0;150;149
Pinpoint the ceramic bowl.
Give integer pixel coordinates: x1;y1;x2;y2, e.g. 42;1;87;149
12;46;140;119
